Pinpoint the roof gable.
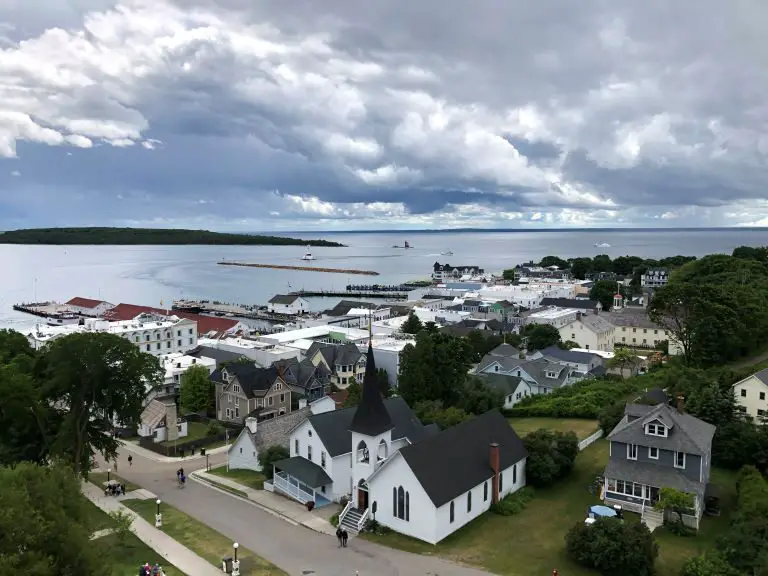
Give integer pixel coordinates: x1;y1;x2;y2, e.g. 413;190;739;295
66;296;108;308
269;294;299;305
398;410;528;507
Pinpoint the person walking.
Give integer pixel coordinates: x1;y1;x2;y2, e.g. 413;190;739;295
341;529;349;547
336;527;343;547
113;460;118;473
128;454;133;467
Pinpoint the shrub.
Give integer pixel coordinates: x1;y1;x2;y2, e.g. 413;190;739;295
565;517;658;576
257;445;290;480
205;421;223;436
524;429;579;487
490;487;534;516
664;520;696;537
329;513;339;527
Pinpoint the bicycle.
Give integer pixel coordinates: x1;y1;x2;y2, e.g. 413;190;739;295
177;475;186;489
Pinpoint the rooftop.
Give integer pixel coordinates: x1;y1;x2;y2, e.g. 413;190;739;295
528;307;578;320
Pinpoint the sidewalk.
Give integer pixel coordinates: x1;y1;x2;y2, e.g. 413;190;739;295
190;470;338;536
82;482;222;576
119;440;228;463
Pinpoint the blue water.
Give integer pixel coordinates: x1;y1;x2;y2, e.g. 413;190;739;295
2;228;767;330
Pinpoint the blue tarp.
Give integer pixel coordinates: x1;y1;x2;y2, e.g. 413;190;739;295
589;505;617;518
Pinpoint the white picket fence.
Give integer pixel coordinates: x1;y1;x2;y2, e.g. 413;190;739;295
578;429;604;451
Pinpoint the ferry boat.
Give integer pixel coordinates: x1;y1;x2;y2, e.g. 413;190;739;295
393;241;412;249
302;246;315;261
172;300;205;314
594;242;611;248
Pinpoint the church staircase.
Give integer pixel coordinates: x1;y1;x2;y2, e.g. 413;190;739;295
339;507;366;534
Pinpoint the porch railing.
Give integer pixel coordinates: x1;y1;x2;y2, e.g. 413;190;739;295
339;500;352;525
357;507;370;532
273;472;314;504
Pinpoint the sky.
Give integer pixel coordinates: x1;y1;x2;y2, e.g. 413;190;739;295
2;1;768;231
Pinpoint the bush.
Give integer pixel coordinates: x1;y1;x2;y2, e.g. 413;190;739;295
490;487;534;516
524;429;579;487
257;445;290;480
565;518;658;576
329;513;339;527
205;421;223;436
664;520;696;537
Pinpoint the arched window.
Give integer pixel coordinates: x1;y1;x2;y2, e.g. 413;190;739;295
356;440;369;463
377;439;388;462
394;486;410;521
499;471;504;492
405;492;410;521
450;501;455;523
397;486;405;519
392;487;397;515
513;464;517;484
467;490;472;512
484;481;488;502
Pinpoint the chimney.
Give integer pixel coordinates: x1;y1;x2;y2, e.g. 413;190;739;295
298;398;308;410
245;416;258;434
676;394;685;413
490;443;500;504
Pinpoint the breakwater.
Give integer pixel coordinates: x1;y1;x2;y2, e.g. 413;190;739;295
217;262;379;276
290;290;408;300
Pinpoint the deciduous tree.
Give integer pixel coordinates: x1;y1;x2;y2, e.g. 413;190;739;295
258;445;290;479
654;487;694;525
343;377;362;408
38;333;163;476
523;429;578;487
607;347;639;376
180;363;214;414
522;323;561;351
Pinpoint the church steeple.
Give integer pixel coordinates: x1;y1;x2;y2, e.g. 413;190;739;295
348;341;393;436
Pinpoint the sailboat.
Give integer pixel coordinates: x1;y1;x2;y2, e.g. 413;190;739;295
301;246;315;261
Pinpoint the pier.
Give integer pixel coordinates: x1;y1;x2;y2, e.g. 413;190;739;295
289;290;408;300
217;262;379;276
345;284;415;292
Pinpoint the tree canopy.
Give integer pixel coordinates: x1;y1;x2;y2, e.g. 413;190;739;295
566;517;658;576
180;364;215;414
522;323;561;351
400;311;423;334
523;429;579;487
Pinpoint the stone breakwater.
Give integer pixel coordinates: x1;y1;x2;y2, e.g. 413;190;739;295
217;261;379;276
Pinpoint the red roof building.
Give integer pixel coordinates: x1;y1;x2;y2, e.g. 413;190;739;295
66;297;111;309
102;303;243;338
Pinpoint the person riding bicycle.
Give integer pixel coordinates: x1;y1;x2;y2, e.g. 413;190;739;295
178;473;186;487
176;467;184;480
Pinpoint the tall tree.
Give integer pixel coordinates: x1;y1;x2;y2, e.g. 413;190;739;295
607;348;639;377
180;363;214;414
0;463;99;575
398;331;473;406
589;280;622;311
539;255;569;269
522;324;561;351
568;257;594;280
343;377;362;408
38;333;163;476
401;311;423;334
376;368;392;398
0;364;52;466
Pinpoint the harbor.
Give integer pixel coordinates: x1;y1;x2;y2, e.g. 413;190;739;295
288;290;408;300
217;261;380;276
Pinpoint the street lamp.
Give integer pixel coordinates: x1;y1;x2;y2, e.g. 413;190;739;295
232;542;240;576
155;499;163;528
107;468;111;483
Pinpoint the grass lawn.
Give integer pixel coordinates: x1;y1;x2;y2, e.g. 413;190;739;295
123;498;286;575
209;466;266;490
160;421;210;447
84;499;186;575
508;417;600;440
89;471;140;492
364;440;736;576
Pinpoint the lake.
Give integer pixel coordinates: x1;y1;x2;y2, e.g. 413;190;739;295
2;228;767;330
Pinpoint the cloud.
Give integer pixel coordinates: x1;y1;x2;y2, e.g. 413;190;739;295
1;0;768;229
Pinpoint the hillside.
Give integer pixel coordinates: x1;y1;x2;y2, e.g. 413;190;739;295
0;227;345;247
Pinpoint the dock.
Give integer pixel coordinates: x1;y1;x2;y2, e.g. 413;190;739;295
217;262;379;276
289;290;408;300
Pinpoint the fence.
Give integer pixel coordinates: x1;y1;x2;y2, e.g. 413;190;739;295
137;420;242;458
578;429;604;451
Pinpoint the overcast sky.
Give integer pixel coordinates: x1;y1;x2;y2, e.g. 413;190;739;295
2;0;768;231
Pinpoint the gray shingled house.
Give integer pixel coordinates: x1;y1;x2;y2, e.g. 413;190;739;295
603;400;716;530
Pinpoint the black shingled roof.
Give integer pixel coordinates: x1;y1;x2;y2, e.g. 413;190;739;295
308;397;427;457
398;410;528;507
188;345;248;365
211;364;280;398
349;342;393;435
273;456;332;487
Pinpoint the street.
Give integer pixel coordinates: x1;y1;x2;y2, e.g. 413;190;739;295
100;445;494;576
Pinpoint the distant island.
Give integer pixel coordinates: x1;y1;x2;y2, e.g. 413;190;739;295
0;227;345;247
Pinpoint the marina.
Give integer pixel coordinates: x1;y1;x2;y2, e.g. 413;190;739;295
217;261;380;275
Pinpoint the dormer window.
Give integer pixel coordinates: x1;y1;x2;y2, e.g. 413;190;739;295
233;384;241;394
221;370;229;383
546;371;557;378
646;423;668;437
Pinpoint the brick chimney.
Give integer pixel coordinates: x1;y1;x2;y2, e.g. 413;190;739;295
490;442;500;504
676;394;685;413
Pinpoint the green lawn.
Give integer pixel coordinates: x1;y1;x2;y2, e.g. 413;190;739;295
508;417;600;440
364;440;736;576
208;466;266;490
89;471;140;492
122;498;285;575
84;499;185;575
160;422;210;447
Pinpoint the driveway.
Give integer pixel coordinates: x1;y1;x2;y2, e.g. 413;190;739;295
101;446;494;576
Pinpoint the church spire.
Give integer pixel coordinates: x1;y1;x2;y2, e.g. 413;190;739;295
348;340;393;436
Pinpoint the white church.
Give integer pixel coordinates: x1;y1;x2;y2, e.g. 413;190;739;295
272;340;529;544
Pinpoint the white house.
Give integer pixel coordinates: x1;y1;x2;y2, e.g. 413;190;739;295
138;396;188;443
228;396;336;472
559;312;615;352
65;296;115;317
273;341;528;544
267;295;310;315
155;353;217;397
732;368;768;422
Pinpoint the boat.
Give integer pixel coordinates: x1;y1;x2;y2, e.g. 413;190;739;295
441;249;454;256
172;300;205;314
301;246;315;261
393;241;412;249
594;242;611;248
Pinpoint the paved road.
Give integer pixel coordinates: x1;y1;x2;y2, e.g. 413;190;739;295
101;447;494;576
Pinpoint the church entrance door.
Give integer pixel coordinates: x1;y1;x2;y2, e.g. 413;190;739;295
357;487;368;511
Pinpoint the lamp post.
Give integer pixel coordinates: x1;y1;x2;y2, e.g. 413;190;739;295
232;542;240;576
107;468;111;483
155;499;163;528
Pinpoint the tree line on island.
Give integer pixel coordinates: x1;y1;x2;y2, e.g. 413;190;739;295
0;226;345;246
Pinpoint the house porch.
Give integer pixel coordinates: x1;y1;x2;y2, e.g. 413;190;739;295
272;457;333;508
603;477;701;529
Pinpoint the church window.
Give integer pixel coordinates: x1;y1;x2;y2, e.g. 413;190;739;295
467;491;472;512
392;487;396;516
397;486;405;519
393;486;410;521
513;464;517;484
484;481;488;502
499;471;504;492
356;440;369;464
450;501;455;523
